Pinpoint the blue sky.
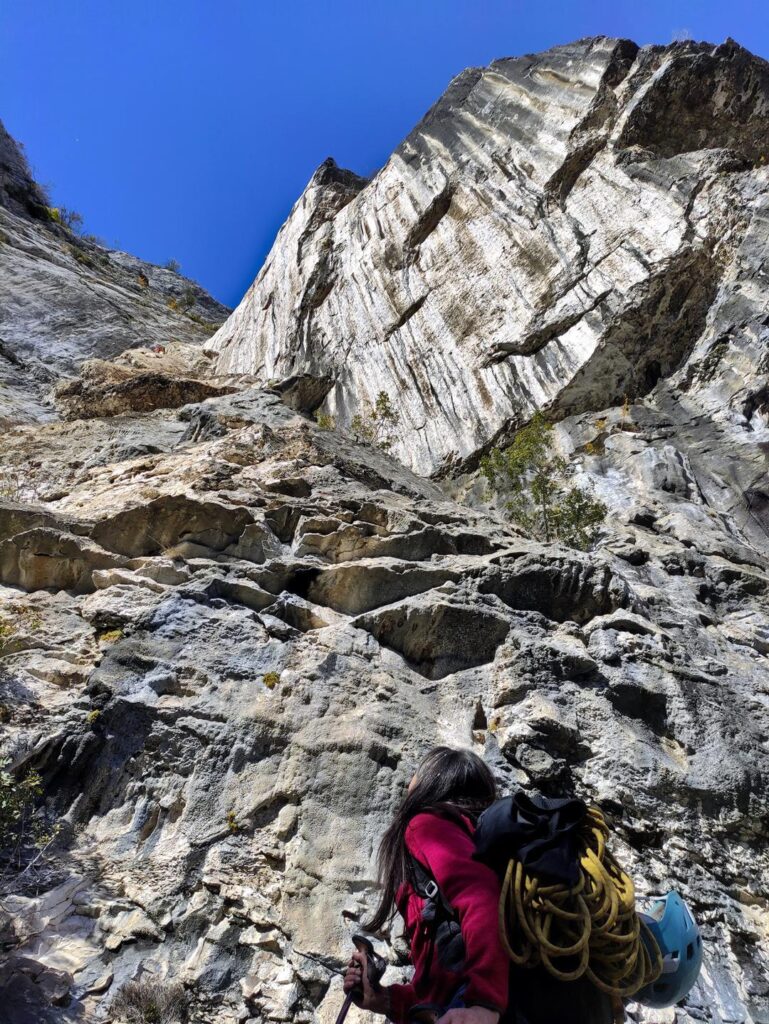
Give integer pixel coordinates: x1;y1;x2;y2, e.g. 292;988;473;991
2;1;769;307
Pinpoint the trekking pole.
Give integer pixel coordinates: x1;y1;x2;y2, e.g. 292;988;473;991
335;934;387;1024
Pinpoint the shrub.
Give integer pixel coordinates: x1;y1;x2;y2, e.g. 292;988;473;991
225;810;239;834
481;412;607;550
18;607;43;632
85;709;102;727
167;288;195;311
44;206;84;233
263;672;280;690
111;980;187;1024
350;391;399;451
69;244;95;268
164;258;181;274
1;608;43;651
98;628;124;644
0;759;50;855
315;411;335;431
0;468;38;503
617;394;642;433
59;207;84;233
186;313;219;330
0;620;14;655
0;467;24;500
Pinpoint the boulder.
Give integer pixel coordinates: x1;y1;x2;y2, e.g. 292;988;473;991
53;358;237;420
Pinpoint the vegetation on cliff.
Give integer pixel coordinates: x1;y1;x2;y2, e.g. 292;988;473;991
481;414;607;549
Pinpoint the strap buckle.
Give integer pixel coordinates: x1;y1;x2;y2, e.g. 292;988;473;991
423;880;439;899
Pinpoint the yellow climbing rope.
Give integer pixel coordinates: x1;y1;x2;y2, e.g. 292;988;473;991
498;806;663;997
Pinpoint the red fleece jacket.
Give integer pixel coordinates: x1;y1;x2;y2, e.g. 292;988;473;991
387;812;509;1023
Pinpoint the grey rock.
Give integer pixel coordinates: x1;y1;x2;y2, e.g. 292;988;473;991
207;37;769;521
0;120;230;425
53;357;237;421
0;528;131;593
2;378;766;1022
1;37;769;1024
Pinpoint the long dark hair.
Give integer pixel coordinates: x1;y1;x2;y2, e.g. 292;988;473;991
363;746;497;933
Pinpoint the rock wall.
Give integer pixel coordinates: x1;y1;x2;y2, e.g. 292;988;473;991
207;38;769;484
1;381;768;1023
1;36;768;1024
0;118;230;427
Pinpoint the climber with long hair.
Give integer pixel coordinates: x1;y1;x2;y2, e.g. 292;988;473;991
343;746;508;1024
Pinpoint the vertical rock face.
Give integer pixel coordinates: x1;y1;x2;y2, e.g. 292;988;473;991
0;121;51;218
0;118;230;425
2;36;769;1024
208;38;769;480
3;386;768;1024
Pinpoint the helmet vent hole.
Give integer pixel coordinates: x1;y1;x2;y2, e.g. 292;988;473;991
696;936;702;947
687;942;694;959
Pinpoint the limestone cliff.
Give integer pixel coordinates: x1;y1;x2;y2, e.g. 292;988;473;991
0;118;230;427
1;36;768;1024
207;37;769;489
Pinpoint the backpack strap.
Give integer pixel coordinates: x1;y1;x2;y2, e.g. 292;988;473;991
410;856;457;922
408;855;461;979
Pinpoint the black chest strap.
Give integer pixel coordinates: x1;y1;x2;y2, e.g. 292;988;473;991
409;855;461;977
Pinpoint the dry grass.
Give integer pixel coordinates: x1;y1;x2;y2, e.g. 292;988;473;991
110;980;186;1024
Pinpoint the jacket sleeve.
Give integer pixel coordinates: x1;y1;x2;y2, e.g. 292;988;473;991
405;811;509;1013
387;981;418;1024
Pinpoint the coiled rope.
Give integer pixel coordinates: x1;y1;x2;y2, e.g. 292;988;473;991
498;806;662;997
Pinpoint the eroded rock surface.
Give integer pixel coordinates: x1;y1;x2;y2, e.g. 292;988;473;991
0;384;766;1023
1;36;769;1024
0;120;229;426
208;37;769;490
53;356;237;421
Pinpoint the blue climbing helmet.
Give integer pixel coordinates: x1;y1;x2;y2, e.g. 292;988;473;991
635;891;703;1008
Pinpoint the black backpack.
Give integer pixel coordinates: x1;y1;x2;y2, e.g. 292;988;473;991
408;796;615;1024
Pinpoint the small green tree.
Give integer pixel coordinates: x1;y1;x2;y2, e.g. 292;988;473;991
481;413;606;550
350;391;399;451
164;258;182;274
0;760;45;854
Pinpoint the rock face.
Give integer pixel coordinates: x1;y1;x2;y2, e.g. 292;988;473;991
1;384;768;1024
52;355;237;421
207;37;769;483
1;37;769;1024
0;119;230;426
